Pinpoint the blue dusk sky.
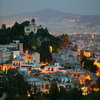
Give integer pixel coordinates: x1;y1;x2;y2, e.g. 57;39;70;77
0;0;100;16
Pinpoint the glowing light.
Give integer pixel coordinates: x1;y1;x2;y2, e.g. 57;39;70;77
86;75;91;80
32;46;36;49
26;50;29;54
94;60;100;68
49;46;53;53
13;55;17;59
84;51;91;57
81;86;88;95
92;35;94;38
28;70;31;76
96;72;100;76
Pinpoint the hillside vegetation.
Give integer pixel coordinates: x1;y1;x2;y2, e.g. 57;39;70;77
0;20;70;62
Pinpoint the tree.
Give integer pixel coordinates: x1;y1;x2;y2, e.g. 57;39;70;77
49;83;59;100
95;77;100;88
3;69;30;97
5;95;30;100
59;86;67;100
35;28;49;37
67;88;83;100
38;41;52;62
20;21;30;26
80;56;87;65
81;57;98;73
1;24;6;30
86;91;100;100
59;34;70;48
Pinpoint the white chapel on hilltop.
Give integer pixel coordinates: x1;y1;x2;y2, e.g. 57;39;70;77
24;18;42;36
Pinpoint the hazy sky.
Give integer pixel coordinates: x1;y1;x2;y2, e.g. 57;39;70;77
0;0;100;16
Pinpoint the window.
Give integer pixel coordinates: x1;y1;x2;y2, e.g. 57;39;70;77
18;63;20;66
41;66;45;69
78;74;80;77
51;68;54;71
66;85;71;89
26;28;30;31
42;85;44;89
74;74;76;77
48;68;50;71
45;84;49;89
38;88;40;92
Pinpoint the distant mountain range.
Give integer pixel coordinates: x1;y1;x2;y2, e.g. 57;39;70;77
0;9;100;33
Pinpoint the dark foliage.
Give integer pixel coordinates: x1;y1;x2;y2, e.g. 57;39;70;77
3;69;30;97
0;20;69;63
80;56;98;73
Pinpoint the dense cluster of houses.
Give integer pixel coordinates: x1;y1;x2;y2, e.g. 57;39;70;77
0;41;96;96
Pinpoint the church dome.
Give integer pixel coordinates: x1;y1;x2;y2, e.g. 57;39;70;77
31;18;35;22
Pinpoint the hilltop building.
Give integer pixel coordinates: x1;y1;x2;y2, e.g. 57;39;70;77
24;19;42;36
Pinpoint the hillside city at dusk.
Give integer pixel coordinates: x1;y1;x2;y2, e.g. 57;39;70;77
0;0;100;100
